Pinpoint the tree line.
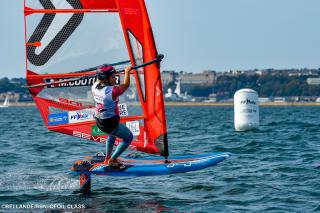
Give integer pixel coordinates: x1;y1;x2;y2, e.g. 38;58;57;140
0;77;28;94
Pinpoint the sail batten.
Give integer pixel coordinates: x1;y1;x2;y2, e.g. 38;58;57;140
25;9;118;14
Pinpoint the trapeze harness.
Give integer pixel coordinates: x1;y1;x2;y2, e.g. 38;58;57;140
91;82;123;134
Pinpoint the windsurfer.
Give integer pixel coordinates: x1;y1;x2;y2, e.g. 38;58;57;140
92;65;133;167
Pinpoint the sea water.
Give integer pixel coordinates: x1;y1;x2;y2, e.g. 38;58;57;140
0;106;319;212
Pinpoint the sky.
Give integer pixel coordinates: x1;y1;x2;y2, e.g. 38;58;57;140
1;0;320;78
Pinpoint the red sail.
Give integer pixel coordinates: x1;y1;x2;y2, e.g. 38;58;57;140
24;0;168;157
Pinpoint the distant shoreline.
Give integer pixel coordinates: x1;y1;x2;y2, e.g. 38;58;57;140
165;102;320;106
8;102;320;107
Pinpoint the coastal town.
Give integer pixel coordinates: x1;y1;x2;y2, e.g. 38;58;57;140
1;68;320;105
161;68;320;103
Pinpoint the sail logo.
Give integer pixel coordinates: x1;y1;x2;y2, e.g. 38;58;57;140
92;125;107;136
126;121;140;136
115;75;121;85
71;113;90;120
45;77;97;88
156;86;161;96
68;109;95;123
240;98;256;105
59;98;86;107
73;131;106;143
48;112;69;126
118;103;128;117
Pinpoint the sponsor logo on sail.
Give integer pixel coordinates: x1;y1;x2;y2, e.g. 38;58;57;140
68;109;95;123
92;125;107;136
118;103;128;117
48;112;69;126
73;131;106;143
45;75;120;88
45;76;97;88
126;121;140;136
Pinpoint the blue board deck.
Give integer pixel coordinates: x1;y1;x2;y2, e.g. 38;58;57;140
71;152;231;177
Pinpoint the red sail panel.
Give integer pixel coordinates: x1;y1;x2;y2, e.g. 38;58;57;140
24;0;168;156
117;0;169;157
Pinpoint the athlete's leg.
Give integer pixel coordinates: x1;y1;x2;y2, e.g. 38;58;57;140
105;135;116;160
96;118;116;161
110;123;133;160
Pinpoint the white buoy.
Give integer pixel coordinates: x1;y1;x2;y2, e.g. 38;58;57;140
234;89;259;131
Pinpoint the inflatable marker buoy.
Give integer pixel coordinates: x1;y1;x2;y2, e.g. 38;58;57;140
234;89;259;131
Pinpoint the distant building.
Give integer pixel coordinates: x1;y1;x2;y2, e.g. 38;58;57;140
0;92;20;103
244;70;260;76
203;93;217;102
301;69;319;76
164;88;181;101
255;70;264;75
161;70;176;85
274;97;286;102
307;78;320;85
221;70;243;76
288;71;301;76
180;70;216;85
259;97;271;102
285;96;300;102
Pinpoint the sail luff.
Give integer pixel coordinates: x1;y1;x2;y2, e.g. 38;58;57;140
24;8;118;14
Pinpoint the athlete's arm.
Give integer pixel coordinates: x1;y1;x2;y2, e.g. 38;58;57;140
120;66;132;92
112;66;132;100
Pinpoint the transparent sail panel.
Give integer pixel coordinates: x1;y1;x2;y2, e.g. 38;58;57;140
26;0;81;10
128;31;146;101
26;12;128;74
38;85;94;108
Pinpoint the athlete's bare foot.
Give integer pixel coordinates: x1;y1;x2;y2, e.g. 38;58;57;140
107;158;123;167
104;156;110;164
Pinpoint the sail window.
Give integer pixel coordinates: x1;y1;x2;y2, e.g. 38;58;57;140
127;30;146;101
26;12;128;74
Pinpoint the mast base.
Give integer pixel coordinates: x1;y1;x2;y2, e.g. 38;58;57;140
164;156;171;164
